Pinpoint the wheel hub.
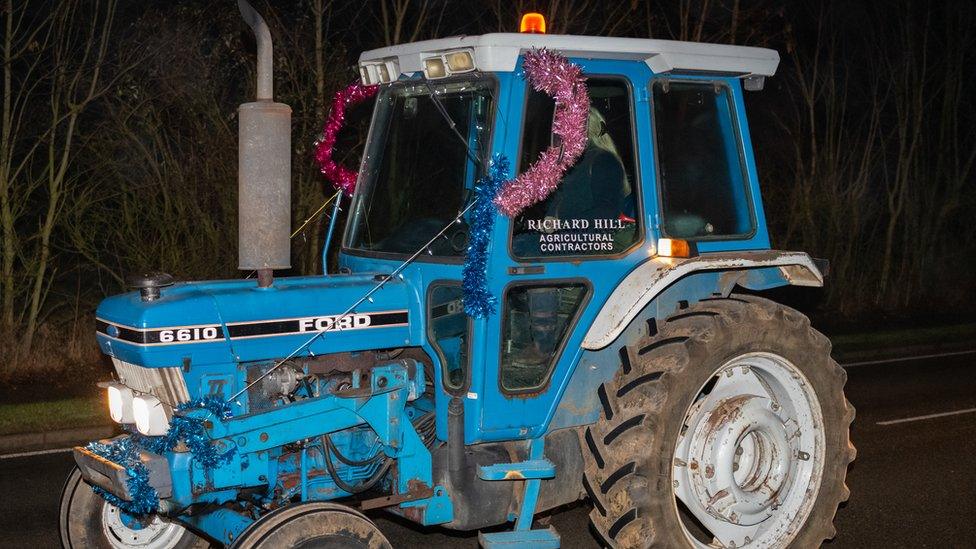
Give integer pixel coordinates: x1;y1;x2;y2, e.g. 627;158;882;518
687;394;793;526
672;352;826;548
101;503;185;549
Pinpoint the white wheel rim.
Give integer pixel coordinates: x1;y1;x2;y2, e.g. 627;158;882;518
101;503;186;549
672;352;826;548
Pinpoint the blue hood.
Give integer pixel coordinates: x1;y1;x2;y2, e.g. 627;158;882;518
96;273;422;368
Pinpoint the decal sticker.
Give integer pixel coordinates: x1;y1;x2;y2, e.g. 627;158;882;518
95;309;409;346
95;319;222;345
226;310;407;340
526;216;631;254
430;298;464;320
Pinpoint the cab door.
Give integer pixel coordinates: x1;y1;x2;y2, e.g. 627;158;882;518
476;58;657;439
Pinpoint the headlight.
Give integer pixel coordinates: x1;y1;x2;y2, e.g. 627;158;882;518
444;50;475;73
422;49;477;79
106;383;134;423
133;394;170;436
423;57;446;79
360;58;400;85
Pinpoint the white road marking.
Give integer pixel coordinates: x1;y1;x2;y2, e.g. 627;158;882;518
877;407;976;426
841;349;976;368
0;447;74;460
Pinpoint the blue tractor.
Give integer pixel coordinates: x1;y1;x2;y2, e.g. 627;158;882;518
61;6;854;549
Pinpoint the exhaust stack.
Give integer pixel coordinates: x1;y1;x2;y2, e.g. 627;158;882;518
237;0;291;286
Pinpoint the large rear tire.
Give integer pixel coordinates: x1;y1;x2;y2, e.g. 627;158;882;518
230;501;392;549
59;467;208;549
581;295;855;548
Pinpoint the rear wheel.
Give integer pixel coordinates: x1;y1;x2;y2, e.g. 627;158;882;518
59;467;207;549
231;501;391;548
582;295;855;548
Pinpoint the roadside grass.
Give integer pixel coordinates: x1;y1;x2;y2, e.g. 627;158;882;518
0;395;109;436
830;322;976;355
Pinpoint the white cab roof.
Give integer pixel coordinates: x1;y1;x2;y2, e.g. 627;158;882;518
360;33;779;78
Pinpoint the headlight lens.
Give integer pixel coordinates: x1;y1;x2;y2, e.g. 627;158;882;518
359;59;400;85
423;57;446;79
444;50;475;72
106;383;134;423
132;394;170;436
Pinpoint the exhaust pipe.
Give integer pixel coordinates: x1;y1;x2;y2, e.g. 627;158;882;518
237;0;290;286
448;397;465;473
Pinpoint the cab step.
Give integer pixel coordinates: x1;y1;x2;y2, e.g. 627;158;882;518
478;526;560;548
477;459;556;481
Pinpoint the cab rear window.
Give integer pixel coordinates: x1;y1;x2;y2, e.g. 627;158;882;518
652;80;754;239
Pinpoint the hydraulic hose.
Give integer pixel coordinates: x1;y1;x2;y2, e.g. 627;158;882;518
322;434;391;494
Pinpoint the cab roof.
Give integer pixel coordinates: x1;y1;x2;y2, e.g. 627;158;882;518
360;33;779;79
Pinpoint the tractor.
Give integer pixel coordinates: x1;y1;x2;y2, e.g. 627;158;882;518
61;4;854;548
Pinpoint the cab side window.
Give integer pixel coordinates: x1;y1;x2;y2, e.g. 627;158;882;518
428;284;469;391
511;78;640;259
652;80;754;239
499;283;587;392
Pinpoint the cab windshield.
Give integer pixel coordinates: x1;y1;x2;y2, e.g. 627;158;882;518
345;78;495;258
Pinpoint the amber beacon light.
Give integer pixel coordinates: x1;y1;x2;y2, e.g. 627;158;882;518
520;12;546;34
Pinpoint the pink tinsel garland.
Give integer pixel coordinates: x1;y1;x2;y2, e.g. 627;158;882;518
314;81;379;196
494;49;589;217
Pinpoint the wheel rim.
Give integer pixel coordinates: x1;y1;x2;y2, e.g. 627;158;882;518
672;352;826;548
101;503;186;549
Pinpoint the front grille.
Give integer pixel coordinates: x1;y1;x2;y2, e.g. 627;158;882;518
112;358;190;406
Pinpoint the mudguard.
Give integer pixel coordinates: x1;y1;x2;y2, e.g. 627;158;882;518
581;250;824;350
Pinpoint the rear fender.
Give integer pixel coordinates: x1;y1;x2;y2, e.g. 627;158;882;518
549;251;823;431
582;250;824;351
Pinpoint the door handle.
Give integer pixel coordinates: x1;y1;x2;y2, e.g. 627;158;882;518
508;265;545;275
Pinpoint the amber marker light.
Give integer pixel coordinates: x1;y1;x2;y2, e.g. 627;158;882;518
657;238;693;258
520;12;546;34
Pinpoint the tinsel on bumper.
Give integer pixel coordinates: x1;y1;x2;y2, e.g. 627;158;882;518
85;396;234;516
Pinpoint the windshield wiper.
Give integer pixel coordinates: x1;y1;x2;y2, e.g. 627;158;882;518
423;80;484;169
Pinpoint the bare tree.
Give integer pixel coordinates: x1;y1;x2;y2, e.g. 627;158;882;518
0;0;121;350
377;0;447;46
0;0;55;331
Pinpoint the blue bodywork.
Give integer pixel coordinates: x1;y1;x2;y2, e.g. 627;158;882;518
80;54;799;545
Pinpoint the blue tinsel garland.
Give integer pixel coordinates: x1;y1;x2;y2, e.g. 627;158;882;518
85;396;235;516
87;436;160;515
462;154;509;318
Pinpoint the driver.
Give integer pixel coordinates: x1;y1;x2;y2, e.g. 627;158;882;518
542;107;631;227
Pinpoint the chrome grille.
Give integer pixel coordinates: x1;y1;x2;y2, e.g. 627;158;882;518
112;358;190;405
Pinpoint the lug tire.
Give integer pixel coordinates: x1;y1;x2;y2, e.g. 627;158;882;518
230;501;392;549
59;467;209;549
581;295;855;548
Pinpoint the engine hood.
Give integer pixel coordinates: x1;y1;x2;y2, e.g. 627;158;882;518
96;273;421;368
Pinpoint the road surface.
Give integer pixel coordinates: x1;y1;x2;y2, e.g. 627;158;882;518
2;352;974;548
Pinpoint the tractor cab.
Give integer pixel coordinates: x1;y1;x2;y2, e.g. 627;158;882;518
342;31;777;441
63;8;852;549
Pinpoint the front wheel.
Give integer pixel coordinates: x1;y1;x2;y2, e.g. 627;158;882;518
231;501;392;548
582;295;855;548
59;467;208;549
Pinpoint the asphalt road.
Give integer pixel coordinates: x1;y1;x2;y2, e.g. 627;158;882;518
2;353;974;548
